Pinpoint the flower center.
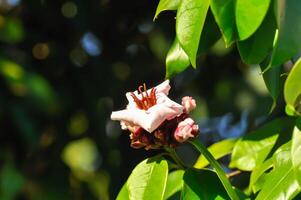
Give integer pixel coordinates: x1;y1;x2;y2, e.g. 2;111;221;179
131;83;157;110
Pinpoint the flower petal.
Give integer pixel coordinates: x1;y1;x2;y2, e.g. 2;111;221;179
125;80;171;105
111;97;183;132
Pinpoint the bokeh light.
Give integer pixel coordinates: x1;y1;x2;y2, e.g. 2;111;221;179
32;43;50;60
61;2;78;18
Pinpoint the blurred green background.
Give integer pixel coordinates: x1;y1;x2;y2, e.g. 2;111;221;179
0;0;277;199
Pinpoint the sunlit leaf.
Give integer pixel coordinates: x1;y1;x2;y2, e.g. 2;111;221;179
237;7;276;64
126;157;168;200
154;0;180;20
163;170;184;199
235;0;270;40
165;37;190;78
249;158;273;193
176;0;210;67
230;118;294;171
194;139;237;169
284;58;301;116
181;169;229;200
291;118;301;186
116;183;129;200
271;0;301;66
210;0;236;47
255;142;301;200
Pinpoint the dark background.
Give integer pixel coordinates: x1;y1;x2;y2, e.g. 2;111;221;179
0;0;274;199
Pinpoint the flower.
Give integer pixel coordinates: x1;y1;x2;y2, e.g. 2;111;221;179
182;96;196;113
111;80;199;149
174;118;199;143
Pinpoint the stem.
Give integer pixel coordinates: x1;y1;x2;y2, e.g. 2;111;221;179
189;139;239;200
165;147;185;169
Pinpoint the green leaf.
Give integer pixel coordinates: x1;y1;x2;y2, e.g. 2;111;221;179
255;142;301;200
260;63;282;111
154;0;180;20
291;119;301;186
249;158;273;193
284;58;301;116
181;169;230;200
190;140;240;200
163;170;184;199
237;7;276;64
126;157;168;200
230;118;294;171
235;0;270;40
197;10;221;54
271;0;301;66
194;139;237;169
165;38;190;78
210;0;237;47
176;0;210;67
116;184;129;200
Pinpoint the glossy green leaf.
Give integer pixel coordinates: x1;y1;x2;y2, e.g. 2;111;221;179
271;0;301;66
194;139;237;169
256;142;301;200
210;0;236;47
237;7;276;64
163;170;184;199
165;38;190;78
260;63;282;111
181;169;229;200
176;0;210;67
249;158;273;193
284;58;301;116
126;157;168;200
291;119;301;186
235;0;270;40
154;0;180;20
197;10;221;54
190;140;240;200
230;118;294;171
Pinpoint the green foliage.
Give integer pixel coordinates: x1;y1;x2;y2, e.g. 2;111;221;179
194;139;237;169
166;38;190;78
271;0;301;66
291;119;301;186
284;58;301;116
230;118;294;171
181;169;229;200
176;0;210;67
163;170;184;199
237;7;276;64
255;142;301;200
154;0;180;20
235;0;270;40
116;157;168;200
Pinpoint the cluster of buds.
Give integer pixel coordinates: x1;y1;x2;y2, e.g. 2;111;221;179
111;80;199;150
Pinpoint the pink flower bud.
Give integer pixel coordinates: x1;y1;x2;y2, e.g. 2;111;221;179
181;96;196;113
174;118;198;143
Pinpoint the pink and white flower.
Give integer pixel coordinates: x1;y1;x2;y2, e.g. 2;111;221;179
182;96;196;113
110;80;199;149
174;118;199;143
111;80;183;133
